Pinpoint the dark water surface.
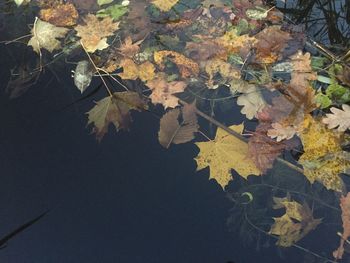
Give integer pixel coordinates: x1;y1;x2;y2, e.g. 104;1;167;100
0;0;349;262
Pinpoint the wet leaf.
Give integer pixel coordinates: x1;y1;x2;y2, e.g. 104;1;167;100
151;0;179;12
333;193;350;260
269;198;321;247
75;14;119;53
117;36;143;58
87;92;147;141
118;58;155;82
154;50;199;78
323;104;350;132
158;103;199;148
195;124;260;189
73;60;94;93
96;4;128;21
14;0;30;6
147;73;187;109
97;0;113;6
28;18;69;54
299;115;350;192
39;3;78;27
267;122;297;142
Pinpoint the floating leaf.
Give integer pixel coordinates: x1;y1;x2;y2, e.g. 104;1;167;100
75;14;119;53
151;0;179;12
96;4;129;21
39;3;79;27
28;18;69;54
195;124;260;189
118;59;155;82
323;104;350;132
299;115;350;192
97;0;113;6
158;103;199;148
147;73;187;109
269;198;321;247
117;36;143;58
267;122;297;142
87;92;147;141
333;193;350;260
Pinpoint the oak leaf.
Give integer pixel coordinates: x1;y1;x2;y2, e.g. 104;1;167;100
323;104;350;132
195;124;260;189
75;14;119;53
158;103;199;148
118;59;155;82
267;122;297;142
86;91;147;141
39;3;78;27
28;18;69;53
147;73;187;109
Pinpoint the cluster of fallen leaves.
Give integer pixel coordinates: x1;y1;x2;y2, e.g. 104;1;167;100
7;0;350;260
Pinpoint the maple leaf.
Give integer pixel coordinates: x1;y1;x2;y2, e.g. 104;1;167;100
154;50;199;78
230;79;266;120
333;193;350;260
323;104;350;132
147;73;187;109
28;17;69;54
118;59;155;82
158;103;199;148
39;3;78;27
299;115;350;192
86;91;147;141
195;124;260;189
248;123;294;173
151;0;179;12
75;14;119;53
269;197;321;247
216;28;256;54
117;36;143;58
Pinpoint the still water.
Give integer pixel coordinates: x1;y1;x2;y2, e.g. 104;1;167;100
0;0;350;262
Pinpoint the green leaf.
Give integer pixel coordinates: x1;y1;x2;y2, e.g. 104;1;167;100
97;0;113;6
315;93;332;109
317;75;332;84
96;4;128;20
326;82;350;104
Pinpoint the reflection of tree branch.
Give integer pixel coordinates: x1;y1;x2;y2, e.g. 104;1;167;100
0;210;49;250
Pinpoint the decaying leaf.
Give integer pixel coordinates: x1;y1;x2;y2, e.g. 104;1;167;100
269;197;321;247
39;3;78;27
204;59;241;87
117;36;143;58
75;14;119;53
267;122;297;142
73;60;94;93
299;115;350;192
158;103;199;148
151;0;179;12
333;193;350;260
323;104;350;132
87;91;147;141
154;50;199;78
28;17;69;53
118;59;155;82
195;124;260;189
147;73;187;109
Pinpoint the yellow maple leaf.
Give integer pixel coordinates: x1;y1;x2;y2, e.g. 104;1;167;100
75;14;119;53
269;198;321;247
216;28;256;54
299;115;350;192
194;124;260;189
152;0;179;12
118;59;155;82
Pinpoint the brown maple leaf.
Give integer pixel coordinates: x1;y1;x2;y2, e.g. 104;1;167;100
86;91;147;141
117;36;143;58
158;102;199;148
75;14;119;53
39;3;79;27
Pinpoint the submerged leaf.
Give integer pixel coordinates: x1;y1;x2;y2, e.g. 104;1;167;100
151;0;179;12
73;60;94;93
118;59;155;82
195;124;260;189
39;3;78;27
